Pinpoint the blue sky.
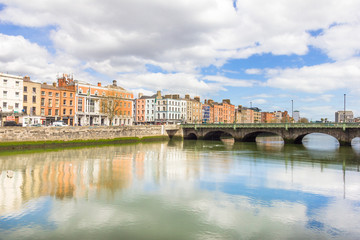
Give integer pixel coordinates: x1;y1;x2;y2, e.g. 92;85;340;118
0;0;360;120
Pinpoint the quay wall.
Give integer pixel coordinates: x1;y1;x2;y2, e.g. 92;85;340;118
0;125;182;143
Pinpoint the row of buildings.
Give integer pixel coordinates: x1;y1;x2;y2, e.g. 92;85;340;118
1;72;298;126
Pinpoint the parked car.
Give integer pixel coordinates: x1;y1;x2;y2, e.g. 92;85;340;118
3;121;22;127
52;121;68;127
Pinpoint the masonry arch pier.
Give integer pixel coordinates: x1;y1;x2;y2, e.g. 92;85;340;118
181;123;360;146
242;131;283;143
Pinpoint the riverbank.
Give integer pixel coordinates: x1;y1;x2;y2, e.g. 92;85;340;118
0;125;182;151
0;135;174;151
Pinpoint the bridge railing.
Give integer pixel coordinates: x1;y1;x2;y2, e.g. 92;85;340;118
181;123;360;129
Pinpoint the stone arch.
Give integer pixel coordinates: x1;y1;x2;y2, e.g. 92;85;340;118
203;131;234;141
293;132;339;145
242;131;282;143
185;133;198;140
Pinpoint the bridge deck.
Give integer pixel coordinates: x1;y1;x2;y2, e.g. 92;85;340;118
182;123;360;129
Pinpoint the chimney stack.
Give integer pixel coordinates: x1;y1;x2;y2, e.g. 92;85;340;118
157;90;161;98
97;82;101;87
112;80;117;86
52;82;57;87
138;93;143;98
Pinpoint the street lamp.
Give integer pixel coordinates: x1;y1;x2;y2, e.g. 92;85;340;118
344;94;346;123
291;100;293;122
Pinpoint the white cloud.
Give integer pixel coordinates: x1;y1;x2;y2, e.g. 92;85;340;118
0;0;359;99
311;22;360;61
265;59;360;93
245;68;263;75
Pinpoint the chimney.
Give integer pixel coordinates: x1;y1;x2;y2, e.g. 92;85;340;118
138;93;143;98
53;82;57;87
157;90;161;98
185;94;190;100
194;96;200;102
204;99;207;104
97;82;101;87
113;80;117;86
23;76;30;82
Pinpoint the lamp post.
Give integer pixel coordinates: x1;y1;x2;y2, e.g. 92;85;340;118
291;100;293;123
344;94;346;123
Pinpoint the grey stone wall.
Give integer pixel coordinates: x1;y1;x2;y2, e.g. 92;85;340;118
0;125;181;142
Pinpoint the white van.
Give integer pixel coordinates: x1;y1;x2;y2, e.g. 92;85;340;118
52;121;68;127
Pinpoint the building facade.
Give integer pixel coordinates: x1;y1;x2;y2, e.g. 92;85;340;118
335;111;354;123
0;73;23;124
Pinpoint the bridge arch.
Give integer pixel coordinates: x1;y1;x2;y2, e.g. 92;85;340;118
293;132;339;145
203;130;234;141
242;131;282;143
184;131;198;140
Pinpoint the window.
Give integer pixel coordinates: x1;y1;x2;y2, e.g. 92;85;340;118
63;109;66;115
89;99;95;112
15;103;19;109
55;99;59;107
63;100;66;105
32;96;36;103
79;89;83;94
3;91;7;98
69;100;73;106
41;91;45;96
48;99;52;107
41;98;45;106
41;108;45;115
70;93;73;98
70;109;73;115
32;87;36;93
16;81;19;86
48;109;52;115
128;103;130;108
3;79;7;85
49;92;53;97
24;95;27;102
78;98;83;112
24;86;27;92
55;109;59;115
31;107;36;114
15;92;19;97
63;92;66;97
55;93;59;97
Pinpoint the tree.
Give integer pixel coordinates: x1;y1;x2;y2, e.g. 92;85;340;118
101;96;120;125
299;117;309;123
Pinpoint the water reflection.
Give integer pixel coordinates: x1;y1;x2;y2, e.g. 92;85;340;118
0;141;359;239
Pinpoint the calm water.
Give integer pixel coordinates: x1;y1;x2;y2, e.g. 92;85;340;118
1;136;360;240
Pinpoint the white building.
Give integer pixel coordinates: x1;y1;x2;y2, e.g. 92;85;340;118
0;73;23;124
293;110;300;122
155;94;187;124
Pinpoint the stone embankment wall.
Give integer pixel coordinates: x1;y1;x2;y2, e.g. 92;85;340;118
0;125;182;143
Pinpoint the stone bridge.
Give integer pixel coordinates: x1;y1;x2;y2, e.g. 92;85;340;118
181;123;360;146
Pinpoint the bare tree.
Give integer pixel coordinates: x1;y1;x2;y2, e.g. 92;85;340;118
101;96;120;125
299;117;309;123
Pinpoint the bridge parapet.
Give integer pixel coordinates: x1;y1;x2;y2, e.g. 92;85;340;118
182;123;360;129
181;123;360;146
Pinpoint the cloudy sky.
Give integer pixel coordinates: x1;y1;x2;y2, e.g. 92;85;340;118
0;0;360;120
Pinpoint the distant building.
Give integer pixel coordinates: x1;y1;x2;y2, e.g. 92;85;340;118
335;111;354;123
293;110;300;122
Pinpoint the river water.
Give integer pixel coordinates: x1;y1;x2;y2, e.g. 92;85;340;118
0;135;360;240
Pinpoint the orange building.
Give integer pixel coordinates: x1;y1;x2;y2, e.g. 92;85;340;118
57;75;133;126
40;83;61;125
261;112;275;123
136;96;146;123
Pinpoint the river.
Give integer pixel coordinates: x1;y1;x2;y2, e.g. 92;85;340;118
0;135;360;240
